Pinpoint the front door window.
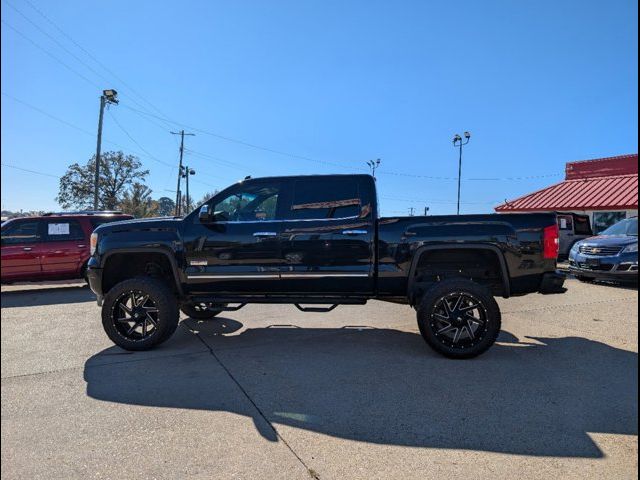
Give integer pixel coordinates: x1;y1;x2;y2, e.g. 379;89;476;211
212;185;280;222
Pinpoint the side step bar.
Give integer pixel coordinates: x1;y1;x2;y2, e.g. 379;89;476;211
190;295;368;309
294;304;339;313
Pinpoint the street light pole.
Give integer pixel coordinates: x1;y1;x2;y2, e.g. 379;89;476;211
182;166;196;212
93;89;118;210
452;131;471;215
366;158;381;178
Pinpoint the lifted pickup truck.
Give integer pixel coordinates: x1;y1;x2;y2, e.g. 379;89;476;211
87;174;565;358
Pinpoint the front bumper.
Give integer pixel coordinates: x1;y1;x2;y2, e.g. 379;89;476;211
568;251;638;282
86;265;104;305
538;271;567;294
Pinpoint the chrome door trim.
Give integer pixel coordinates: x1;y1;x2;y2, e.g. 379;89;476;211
187;273;370;280
280;273;370;278
187;274;280;280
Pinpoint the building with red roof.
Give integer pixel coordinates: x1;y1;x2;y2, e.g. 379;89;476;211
495;154;638;233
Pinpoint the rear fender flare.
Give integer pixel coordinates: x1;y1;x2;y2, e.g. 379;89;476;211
407;244;511;299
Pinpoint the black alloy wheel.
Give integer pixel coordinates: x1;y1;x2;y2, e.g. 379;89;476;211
430;292;489;348
112;290;160;341
417;279;501;359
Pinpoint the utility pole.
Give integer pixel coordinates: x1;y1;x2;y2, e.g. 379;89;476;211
93;90;118;210
452;131;471;215
424;206;429;216
171;130;195;215
408;207;415;216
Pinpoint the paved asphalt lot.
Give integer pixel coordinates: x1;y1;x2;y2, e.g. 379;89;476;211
1;279;637;480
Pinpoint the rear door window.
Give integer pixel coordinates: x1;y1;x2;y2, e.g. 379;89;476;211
44;219;85;242
286;177;361;220
1;220;42;245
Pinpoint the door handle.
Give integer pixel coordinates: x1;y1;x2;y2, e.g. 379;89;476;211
77;244;86;248
253;232;278;237
342;230;368;235
23;247;32;251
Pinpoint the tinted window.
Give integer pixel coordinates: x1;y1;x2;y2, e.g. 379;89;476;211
573;216;592;235
1;220;41;245
44;220;85;241
212;184;280;221
287;178;360;220
601;218;638;236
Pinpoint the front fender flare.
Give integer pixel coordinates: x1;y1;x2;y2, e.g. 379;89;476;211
100;247;184;296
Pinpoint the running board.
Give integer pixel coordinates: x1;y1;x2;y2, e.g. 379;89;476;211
190;295;368;306
294;304;339;313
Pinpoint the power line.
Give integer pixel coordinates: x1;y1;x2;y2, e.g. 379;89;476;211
21;0;175;125
3;17;560;182
381;195;500;205
3;0;116;86
120;104;364;171
1;7;174;129
1;163;60;179
1;19;103;90
107;109;174;168
0;92;170;169
2;15;562;184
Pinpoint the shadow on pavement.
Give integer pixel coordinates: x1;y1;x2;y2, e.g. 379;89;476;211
0;286;95;308
84;322;637;458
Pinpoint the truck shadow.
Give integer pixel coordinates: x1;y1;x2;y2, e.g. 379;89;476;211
84;322;637;459
0;285;95;308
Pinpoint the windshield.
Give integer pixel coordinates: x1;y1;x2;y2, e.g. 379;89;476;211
600;217;638;236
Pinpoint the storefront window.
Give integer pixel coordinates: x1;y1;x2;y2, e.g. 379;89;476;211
593;211;627;234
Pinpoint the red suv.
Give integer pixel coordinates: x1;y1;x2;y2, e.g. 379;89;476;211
1;211;133;283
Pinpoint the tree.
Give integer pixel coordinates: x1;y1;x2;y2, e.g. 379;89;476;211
56;151;149;210
155;197;176;216
198;190;219;206
118;183;158;218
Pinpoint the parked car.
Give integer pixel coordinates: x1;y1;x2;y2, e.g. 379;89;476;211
86;174;565;359
568;216;638;284
1;211;133;284
556;212;593;260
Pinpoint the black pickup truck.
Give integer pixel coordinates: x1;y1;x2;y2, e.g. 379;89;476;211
87;174;565;358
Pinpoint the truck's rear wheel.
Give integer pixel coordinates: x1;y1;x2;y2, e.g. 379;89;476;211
416;279;501;359
102;277;179;351
180;302;227;320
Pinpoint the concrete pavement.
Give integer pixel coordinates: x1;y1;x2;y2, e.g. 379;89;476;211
1;279;638;479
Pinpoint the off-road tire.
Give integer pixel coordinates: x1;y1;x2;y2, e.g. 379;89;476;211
102;277;179;351
416;279;501;359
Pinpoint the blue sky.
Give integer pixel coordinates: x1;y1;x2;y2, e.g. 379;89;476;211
1;0;637;215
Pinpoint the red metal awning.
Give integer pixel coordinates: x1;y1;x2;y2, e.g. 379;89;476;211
495;174;638;212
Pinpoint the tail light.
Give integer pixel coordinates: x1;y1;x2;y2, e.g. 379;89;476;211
543;224;559;259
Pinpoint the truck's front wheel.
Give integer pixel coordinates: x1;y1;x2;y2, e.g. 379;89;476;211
102;277;179;351
416;279;501;359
